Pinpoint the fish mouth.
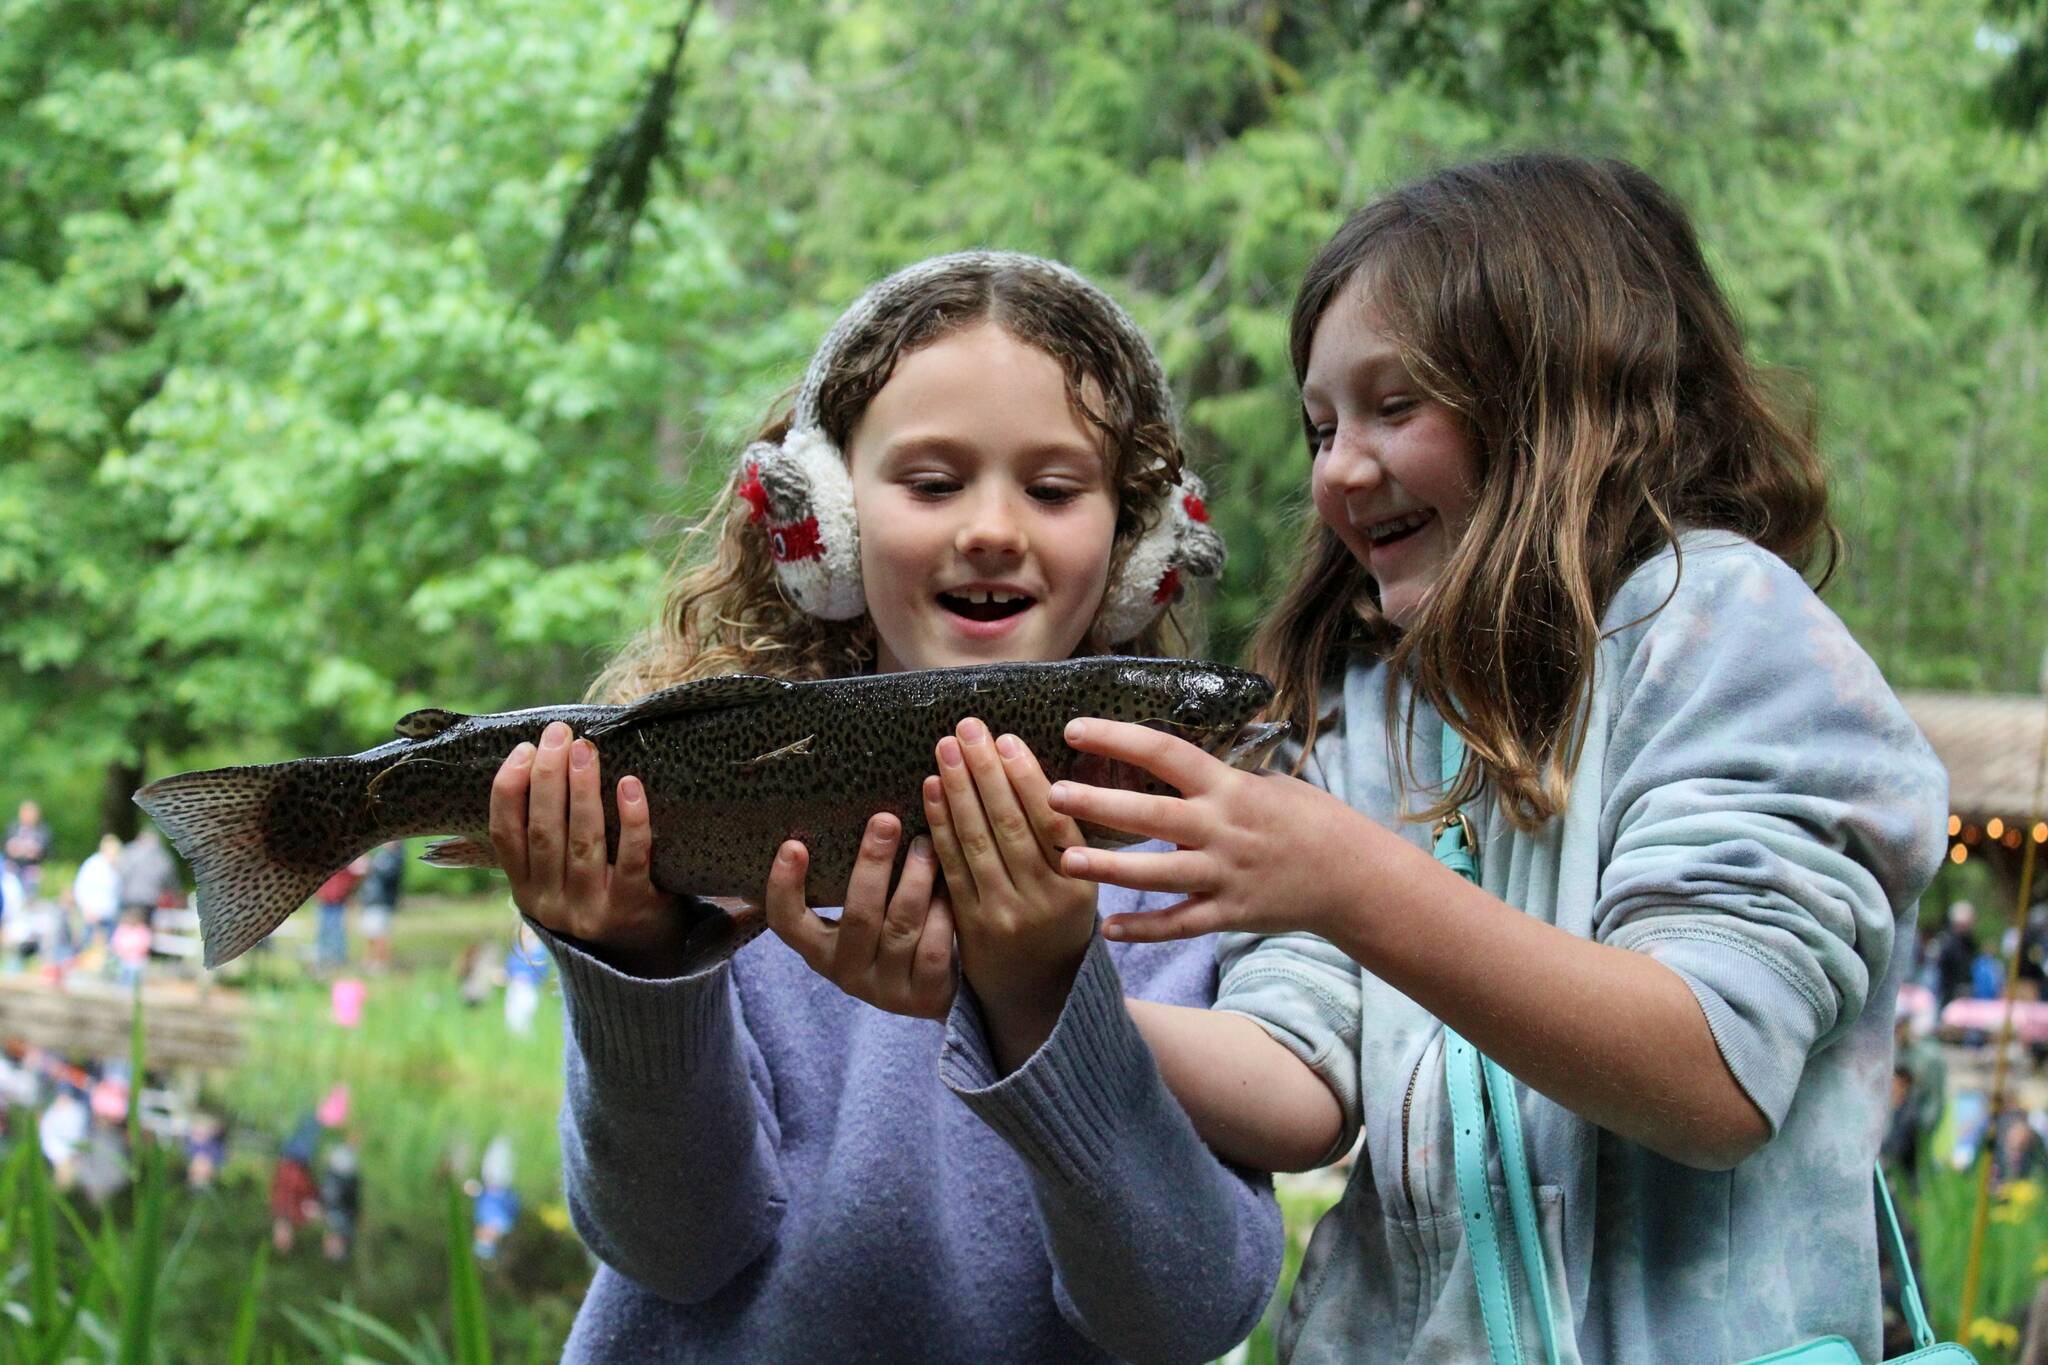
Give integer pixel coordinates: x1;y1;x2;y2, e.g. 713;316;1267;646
674;897;766;973
1068;720;1288;849
1205;720;1290;771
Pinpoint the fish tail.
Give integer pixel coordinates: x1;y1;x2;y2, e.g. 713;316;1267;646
134;759;377;968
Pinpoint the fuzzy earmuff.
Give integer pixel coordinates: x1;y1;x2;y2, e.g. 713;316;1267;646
1097;472;1223;644
737;426;867;621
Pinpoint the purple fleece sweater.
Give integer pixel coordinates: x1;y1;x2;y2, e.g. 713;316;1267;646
532;876;1281;1364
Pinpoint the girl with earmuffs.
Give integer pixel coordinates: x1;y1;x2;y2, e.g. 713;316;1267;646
487;252;1282;1363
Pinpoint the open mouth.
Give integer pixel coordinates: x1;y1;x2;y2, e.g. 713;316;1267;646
938;588;1036;623
1365;509;1433;549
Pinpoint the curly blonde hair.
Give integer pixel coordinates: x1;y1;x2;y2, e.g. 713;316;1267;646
593;258;1197;703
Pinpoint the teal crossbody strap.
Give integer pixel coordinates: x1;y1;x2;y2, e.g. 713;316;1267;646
1446;1033;1523;1363
1435;722;1965;1365
1486;1048;1563;1364
1437;725;1563;1365
1874;1166;1936;1352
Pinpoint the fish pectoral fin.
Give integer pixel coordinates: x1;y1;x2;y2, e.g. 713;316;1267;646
734;734;816;772
421;836;500;870
394;707;470;740
585;674;794;739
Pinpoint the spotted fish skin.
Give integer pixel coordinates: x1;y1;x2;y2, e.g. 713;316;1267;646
134;657;1279;968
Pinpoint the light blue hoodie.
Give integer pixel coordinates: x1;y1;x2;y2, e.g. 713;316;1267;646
1217;532;1948;1363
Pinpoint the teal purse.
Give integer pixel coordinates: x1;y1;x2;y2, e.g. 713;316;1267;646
1432;723;1976;1365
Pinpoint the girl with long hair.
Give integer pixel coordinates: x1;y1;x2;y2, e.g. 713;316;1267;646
1050;156;1949;1361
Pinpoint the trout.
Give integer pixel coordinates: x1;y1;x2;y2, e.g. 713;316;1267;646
135;657;1283;968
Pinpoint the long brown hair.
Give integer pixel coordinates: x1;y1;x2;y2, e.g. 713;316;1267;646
594;257;1194;702
1251;153;1838;828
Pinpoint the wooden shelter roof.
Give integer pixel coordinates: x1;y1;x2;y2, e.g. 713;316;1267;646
1900;691;2048;820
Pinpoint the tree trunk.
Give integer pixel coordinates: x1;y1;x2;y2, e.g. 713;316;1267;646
101;754;144;842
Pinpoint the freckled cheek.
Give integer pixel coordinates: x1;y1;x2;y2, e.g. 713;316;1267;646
857;519;939;620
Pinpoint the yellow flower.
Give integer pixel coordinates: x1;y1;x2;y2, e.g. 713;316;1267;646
2034;1249;2048;1275
538;1202;572;1233
1968;1318;2019;1350
2004;1178;2043;1207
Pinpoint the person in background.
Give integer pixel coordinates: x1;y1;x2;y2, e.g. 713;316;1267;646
312;855;369;973
2011;902;2048;1000
1888;1011;1946;1186
4;800;52;897
271;1114;323;1254
472;1135;519;1260
186;1113;227;1190
0;861;24;959
458;937;499;1008
502;923;550;1037
73;834;122;955
1995;1106;2048;1189
116;827;177;927
321;1138;362;1261
360;841;405;973
1932;900;1979;1009
110;906;152;987
38;1088;87;1191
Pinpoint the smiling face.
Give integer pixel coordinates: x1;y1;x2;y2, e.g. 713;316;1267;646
1301;288;1480;628
847;322;1120;673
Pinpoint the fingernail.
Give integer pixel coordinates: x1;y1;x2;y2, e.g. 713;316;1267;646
541;722;570;750
570;739;593;770
938;737;963;768
909;836;931;861
619;777;641;805
1048;782;1070;803
996;733;1021;759
1064;848;1088;875
1102;919;1126;941
1065;719;1088;742
959;717;988;744
510;742;535;765
778;843;797;865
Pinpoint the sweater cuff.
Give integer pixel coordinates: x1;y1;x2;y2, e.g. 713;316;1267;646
939;934;1151;1193
526;915;736;1090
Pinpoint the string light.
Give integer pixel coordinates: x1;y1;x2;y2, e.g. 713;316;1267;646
1952;844;1969;864
1989;818;2006;840
1950;814;1964;836
2035;823;2047;844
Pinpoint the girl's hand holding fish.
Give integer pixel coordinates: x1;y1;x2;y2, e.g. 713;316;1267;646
759;815;957;1020
1049;717;1368;944
489;721;691;978
925;717;1100;1074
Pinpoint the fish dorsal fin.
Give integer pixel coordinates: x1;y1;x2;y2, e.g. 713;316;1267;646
585;674;793;738
394;708;470;741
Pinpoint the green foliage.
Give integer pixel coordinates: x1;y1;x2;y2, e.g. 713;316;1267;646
445;1179;492;1365
1;914;583;1360
2;9;2044;1341
228;1243;268;1365
3;0;2041;847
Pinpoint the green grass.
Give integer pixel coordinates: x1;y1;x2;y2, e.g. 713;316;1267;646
1236;1174;1344;1363
15;905;2036;1362
2;897;588;1361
